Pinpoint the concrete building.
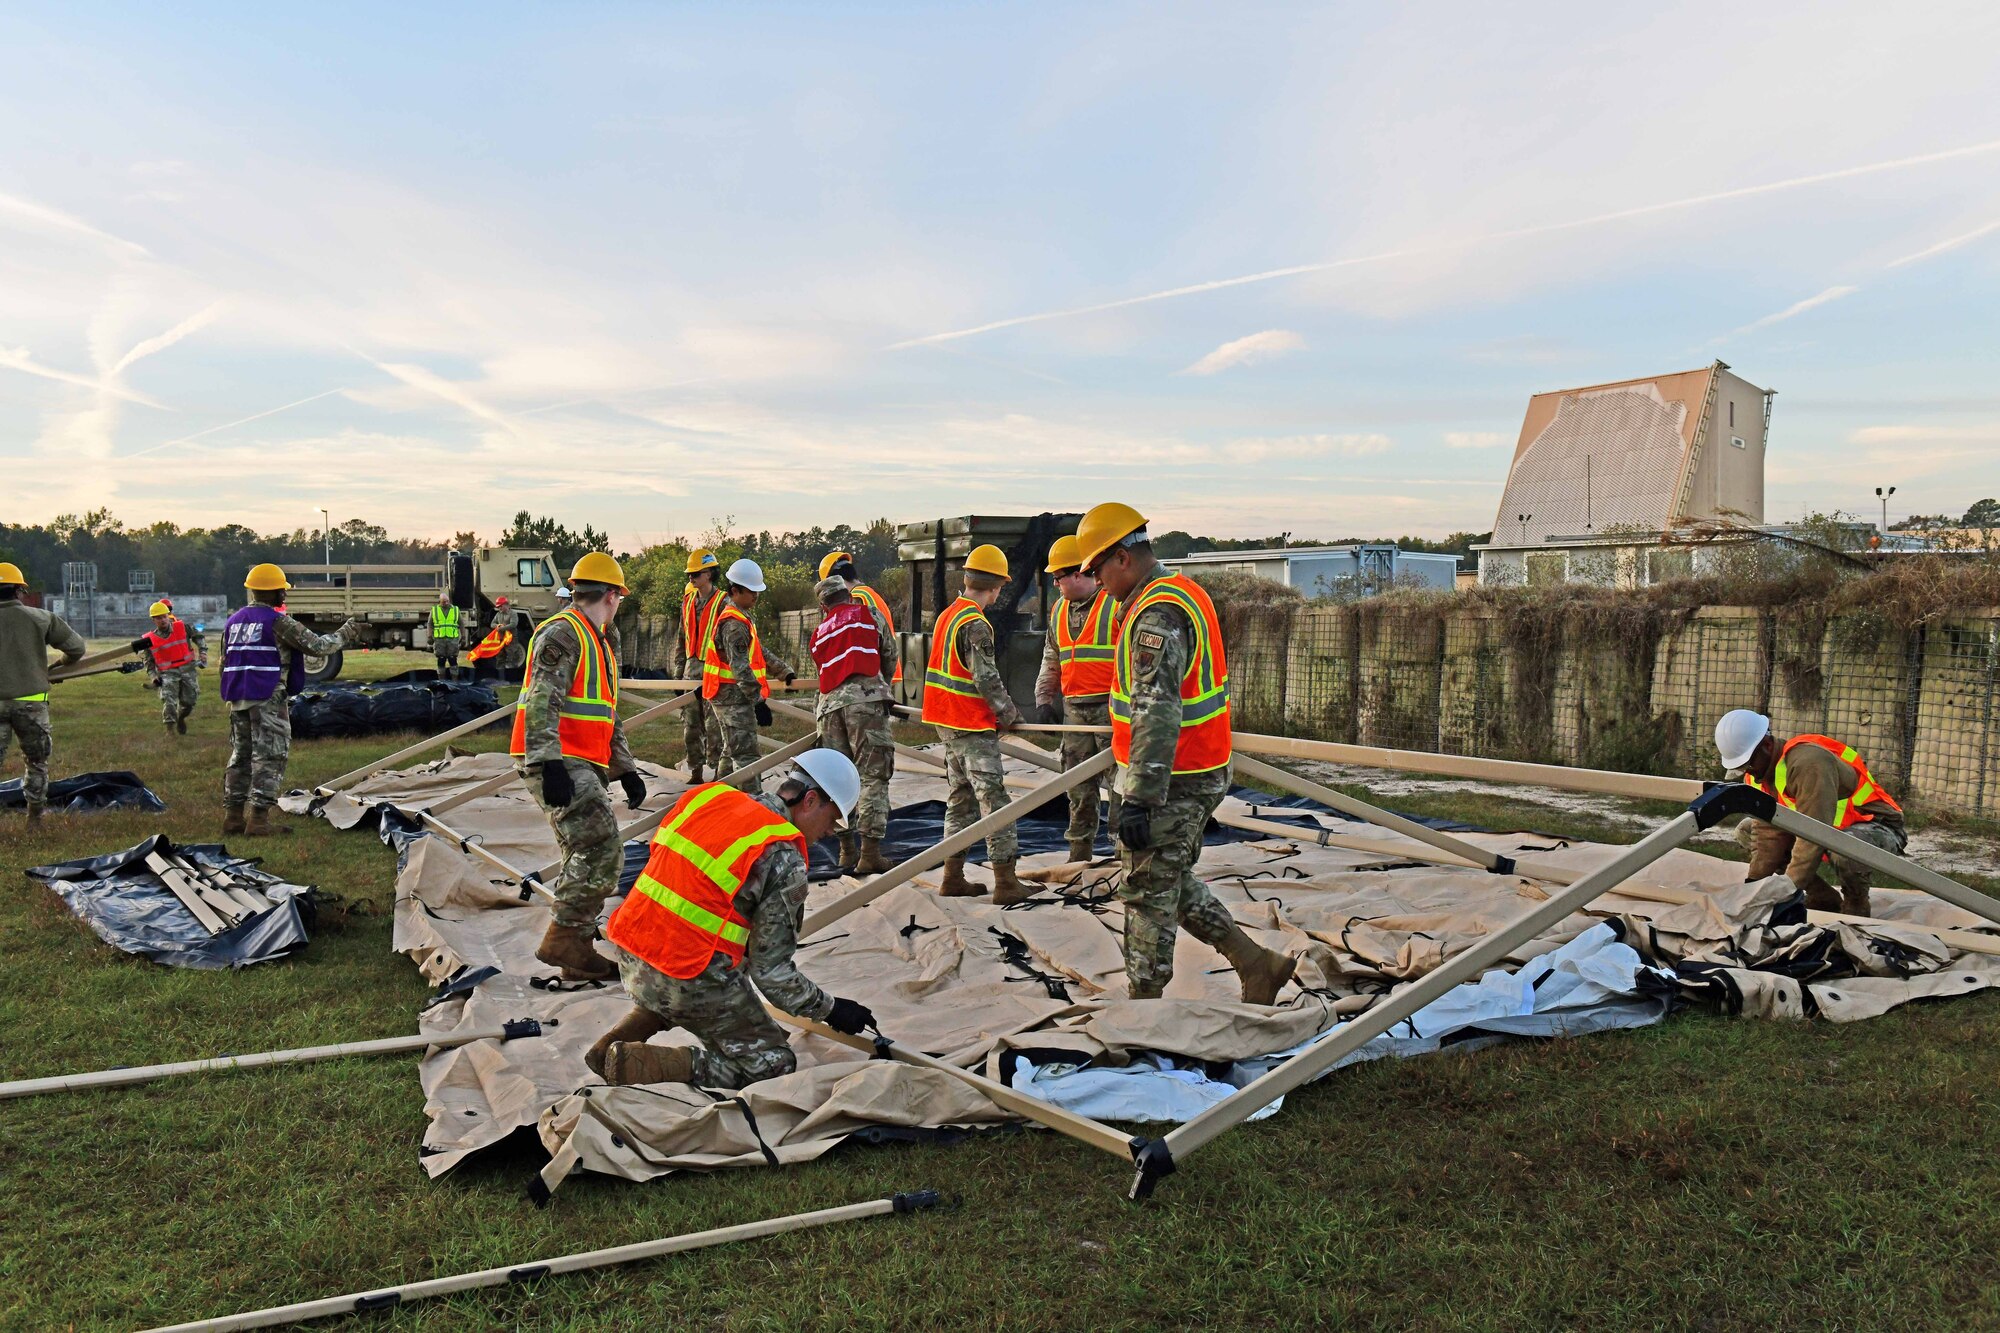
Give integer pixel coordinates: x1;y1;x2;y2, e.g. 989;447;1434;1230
1163;544;1460;597
1475;360;1772;587
44;591;231;640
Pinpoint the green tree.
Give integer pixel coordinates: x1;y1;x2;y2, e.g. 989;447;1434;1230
500;512;613;568
1962;498;2000;529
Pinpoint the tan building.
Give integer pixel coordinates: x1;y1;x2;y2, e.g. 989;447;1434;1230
1476;360;1772;587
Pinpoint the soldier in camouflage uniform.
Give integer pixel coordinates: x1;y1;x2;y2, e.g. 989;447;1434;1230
919;546;1029;904
808;576;897;873
513;555;650;980
590;754;877;1088
220;565;359;837
680;552;723;783
1083;505;1296;1004
128;605;207;735
1034;536;1118;860
702;559;794;780
0;562;86;823
491;599;529;675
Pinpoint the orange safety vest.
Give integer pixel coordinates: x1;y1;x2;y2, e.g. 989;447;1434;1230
1110;573;1231;773
702;603;771;700
509;607;619;766
921;596;997;731
682;584;723;669
605;784;806;979
851;584;902;683
1745;734;1903;829
1054;590;1116;698
145;619;194;671
468;628;512;662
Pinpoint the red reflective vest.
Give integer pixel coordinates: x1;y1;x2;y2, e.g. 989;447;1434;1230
1054;591;1116;698
921;597;997;731
682;584;723;669
851;584;902;683
810;601;882;693
1745;734;1903;828
509;608;619;766
1110;574;1231;773
145;619;194;671
702;604;771;700
605;784;806;978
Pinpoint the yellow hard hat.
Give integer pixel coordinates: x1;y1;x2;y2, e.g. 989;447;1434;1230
963;544;1009;579
570;551;627;591
1045;534;1083;574
245;562;290;592
1074;502;1148;571
684;549;719;575
0;562;23;586
148;601;172;618
817;550;854;581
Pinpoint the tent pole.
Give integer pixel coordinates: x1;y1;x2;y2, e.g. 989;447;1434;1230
1766;801;2000;929
314;701;515;794
143;1192;939;1332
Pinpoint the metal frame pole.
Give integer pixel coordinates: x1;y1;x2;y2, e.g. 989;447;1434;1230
143;1192;939;1332
1230;753;1526;876
315;701;515;794
1766;802;2000;928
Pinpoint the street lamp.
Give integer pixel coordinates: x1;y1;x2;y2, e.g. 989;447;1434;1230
317;508;331;571
1875;486;1896;535
1516;513;1532;546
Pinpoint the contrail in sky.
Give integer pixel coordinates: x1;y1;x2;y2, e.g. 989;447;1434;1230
889;138;2000;349
120;386;350;460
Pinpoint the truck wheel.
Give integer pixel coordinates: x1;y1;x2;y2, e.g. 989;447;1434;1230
304;649;344;684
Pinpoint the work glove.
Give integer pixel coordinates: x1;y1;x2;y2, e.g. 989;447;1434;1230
1118;802;1154;852
118;660;145;674
755;700;774;727
826;996;877;1036
540;761;575;810
783;672;797;687
1037;702;1061;725
618;771;647;810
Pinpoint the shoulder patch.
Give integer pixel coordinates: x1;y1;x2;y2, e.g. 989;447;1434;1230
1136;629;1166;651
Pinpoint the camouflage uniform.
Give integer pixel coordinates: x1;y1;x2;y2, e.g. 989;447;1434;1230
681;584;721;772
225;614;352;810
1114;569;1238;998
936;611;1022;861
0;600;86;809
429;605;462;677
1738;740;1910;916
1036;598;1117;844
710;611;791;779
615;795;833;1088
494;607;529;672
515;612;638;930
815;597;897;840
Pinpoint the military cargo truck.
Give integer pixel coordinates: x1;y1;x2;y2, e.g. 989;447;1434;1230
894;513;1081;709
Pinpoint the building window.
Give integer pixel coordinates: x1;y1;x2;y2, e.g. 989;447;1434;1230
1728;400;1735;428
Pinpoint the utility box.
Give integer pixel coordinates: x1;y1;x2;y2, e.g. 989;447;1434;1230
895;512;1081;710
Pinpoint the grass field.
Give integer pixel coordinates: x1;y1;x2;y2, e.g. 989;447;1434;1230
5;652;2000;1330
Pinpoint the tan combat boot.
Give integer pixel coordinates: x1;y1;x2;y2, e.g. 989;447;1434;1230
535;920;617;981
1067;838;1095;863
1220;927;1297;1006
223;803;247;835
856;837;894;875
604;1041;697;1086
164;720;177;738
838;831;860;874
585;1008;669;1080
244;806;292;837
937;855;980;897
990;861;1033;907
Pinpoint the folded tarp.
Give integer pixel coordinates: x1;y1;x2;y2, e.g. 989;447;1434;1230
289;679;500;740
0;769;166;815
26;833;314;969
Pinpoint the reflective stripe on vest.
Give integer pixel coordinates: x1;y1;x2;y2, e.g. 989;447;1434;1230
1109;573;1231;773
1055;590;1116;698
701;604;771;699
145;619;194;670
682;585;723;666
920;597;996;731
509;607;619;765
430;604;460;637
8;693;48;702
603;784;807;979
852;584;903;683
1744;733;1903;829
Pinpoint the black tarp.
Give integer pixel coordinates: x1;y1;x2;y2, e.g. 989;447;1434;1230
290;678;500;740
0;769;166;815
26;834;315;969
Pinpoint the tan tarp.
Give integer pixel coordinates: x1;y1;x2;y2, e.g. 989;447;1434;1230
334;752;2000;1187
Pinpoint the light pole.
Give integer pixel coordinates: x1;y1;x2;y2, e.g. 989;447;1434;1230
1516;513;1532;546
317;508;331;571
1875;486;1896;535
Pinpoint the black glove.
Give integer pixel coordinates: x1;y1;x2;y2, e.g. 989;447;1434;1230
618;771;647;810
118;660;144;674
1118;802;1153;852
755;699;774;727
783;672;797;687
826;996;876;1036
1037;702;1061;725
540;761;575;809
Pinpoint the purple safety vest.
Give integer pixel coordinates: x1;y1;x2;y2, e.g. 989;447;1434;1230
220;604;303;702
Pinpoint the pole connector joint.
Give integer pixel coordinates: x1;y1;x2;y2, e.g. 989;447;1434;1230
1687;782;1776;831
1488;854;1517;876
1127;1136;1175;1203
892;1189;942;1213
501;1018;546;1041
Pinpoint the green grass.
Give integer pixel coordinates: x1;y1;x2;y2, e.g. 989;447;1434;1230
5;657;2000;1329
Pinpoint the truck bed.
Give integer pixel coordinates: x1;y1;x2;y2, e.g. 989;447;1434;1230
284;565;443;622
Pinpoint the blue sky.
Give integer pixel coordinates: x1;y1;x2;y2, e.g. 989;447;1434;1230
4;1;1999;548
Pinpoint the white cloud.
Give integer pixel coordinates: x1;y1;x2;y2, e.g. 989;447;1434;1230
1179;329;1305;376
1222;433;1390;462
1445;431;1507;449
1850;424;2000;444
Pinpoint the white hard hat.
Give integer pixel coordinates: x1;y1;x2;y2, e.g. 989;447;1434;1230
556;586;573;600
792;748;861;819
1715;708;1771;771
726;558;766;592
